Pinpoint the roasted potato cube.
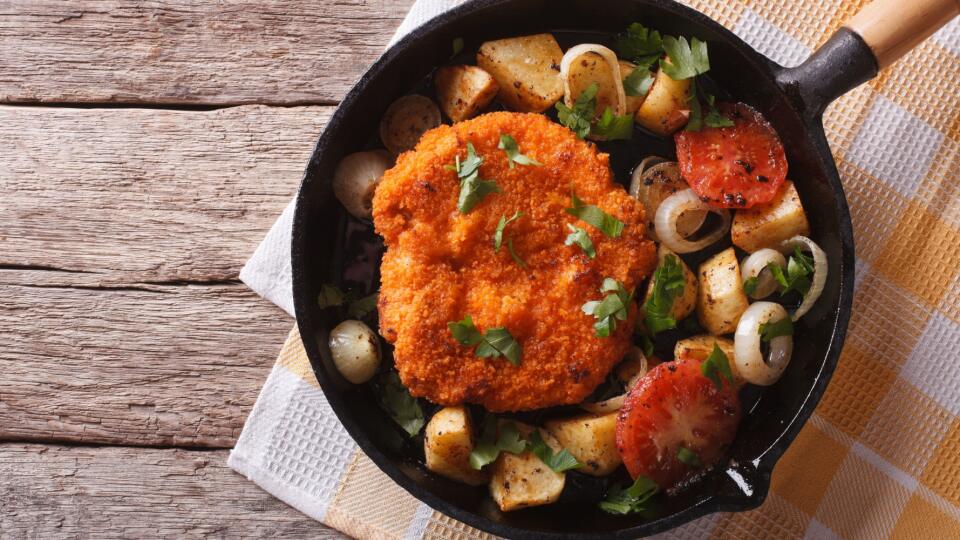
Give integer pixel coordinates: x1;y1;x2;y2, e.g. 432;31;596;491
564;51;620;115
424;406;488;486
674;335;742;383
697;248;750;335
643;245;698;321
434;65;500;122
545;413;620;476
634;60;692;135
477;34;564;112
489;426;566;511
732;181;811;253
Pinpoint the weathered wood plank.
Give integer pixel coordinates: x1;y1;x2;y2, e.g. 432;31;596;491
0;104;331;283
0;443;346;538
0;277;292;447
0;0;412;105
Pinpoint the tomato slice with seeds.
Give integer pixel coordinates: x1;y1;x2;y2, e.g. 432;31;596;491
675;102;787;209
616;357;741;491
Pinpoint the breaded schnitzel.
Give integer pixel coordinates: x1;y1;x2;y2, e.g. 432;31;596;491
373;112;656;412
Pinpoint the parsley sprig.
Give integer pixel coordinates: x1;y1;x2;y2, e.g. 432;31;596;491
769;246;814;296
377;372;425;437
498;134;542;168
566;192;624;238
448;143;500;213
583;278;633;338
743;276;760;296
701;343;735;389
555;83;633;140
643;254;686;335
526;430;583;472
469;418;583;473
448;315;522;365
759;317;794;342
494;211;523;251
564;224;596;258
599;475;659;515
677;446;702;467
317;284;378;318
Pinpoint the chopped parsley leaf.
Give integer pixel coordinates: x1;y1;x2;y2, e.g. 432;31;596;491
770;246;814;296
555;83;597;139
469;417;526;470
506;238;527;269
759;317;794;342
526;430;583;472
318;284;347;308
623;66;656;97
450;143;500;214
493;211;523;251
377;372;424;437
638;333;655;358
593;106;634;140
643;254;686;335
660;35;710;80
564;224;596;258
599;474;659;515
616;23;664;65
347;292;378;318
703;93;735;128
743;276;760;297
701;343;735;389
583;278;633;337
566;192;624;238
677;446;702;467
498;134;542;168
449;316;522;365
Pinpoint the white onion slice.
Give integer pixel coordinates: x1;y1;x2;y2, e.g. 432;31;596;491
741;249;787;299
332;150;392;219
581;347;648;414
734;302;793;386
780;236;828;321
560;44;626;116
653;189;731;254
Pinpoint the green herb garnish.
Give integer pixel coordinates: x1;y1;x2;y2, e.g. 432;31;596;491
770;246;814;296
526;430;583;472
701;343;735;389
555;83;633;140
660;35;710;80
623;67;656;97
703;93;735;128
450;143;500;214
566;192;624;238
378;372;425;437
565;224;596;258
448;315;522;365
494;211;523;251
638;333;655;358
348;292;378;318
743;276;760;297
643;254;686;335
592;106;634;140
318;284;347;308
759;317;794;342
452;37;464;57
616;23;664;66
677;446;702;467
583;278;633;337
599;475;659;515
686;83;733;132
469;417;527;470
506;238;528;269
498;134;542;168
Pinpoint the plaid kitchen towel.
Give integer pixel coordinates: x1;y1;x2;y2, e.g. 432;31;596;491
229;0;960;538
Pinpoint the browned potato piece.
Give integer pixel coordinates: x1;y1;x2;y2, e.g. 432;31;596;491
434;65;500;123
477;34;564;112
643;245;698;321
674;335;742;384
379;95;441;155
424;406;489;486
697;248;750;335
545;413;620;476
634;59;692;135
732;181;811;253
619;60;646;115
489;425;565;511
565;51;619;114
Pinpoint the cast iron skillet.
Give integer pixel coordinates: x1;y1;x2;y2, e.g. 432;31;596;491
290;0;957;537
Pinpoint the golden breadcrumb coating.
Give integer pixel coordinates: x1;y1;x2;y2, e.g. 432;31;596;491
373;111;656;411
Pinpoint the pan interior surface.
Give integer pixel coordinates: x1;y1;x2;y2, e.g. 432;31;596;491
292;0;853;537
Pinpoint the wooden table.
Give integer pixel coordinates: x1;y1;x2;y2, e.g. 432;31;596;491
1;1;412;536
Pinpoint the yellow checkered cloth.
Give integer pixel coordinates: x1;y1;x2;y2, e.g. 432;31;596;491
229;1;960;538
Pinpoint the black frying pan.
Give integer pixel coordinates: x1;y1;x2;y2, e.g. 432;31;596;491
290;0;958;537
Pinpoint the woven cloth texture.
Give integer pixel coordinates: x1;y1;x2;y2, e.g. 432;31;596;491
229;1;960;538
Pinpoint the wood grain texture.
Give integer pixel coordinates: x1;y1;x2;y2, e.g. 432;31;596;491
0;443;347;538
0;275;292;447
0;0;412;105
0;104;330;283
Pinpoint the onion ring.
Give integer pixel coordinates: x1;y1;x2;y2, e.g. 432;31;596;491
741;248;787;299
734;302;793;386
560;44;626;116
653;189;731;254
581;347;647;414
780;236;828;321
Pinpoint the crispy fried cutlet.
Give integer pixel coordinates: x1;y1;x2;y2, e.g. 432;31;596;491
373;112;656;411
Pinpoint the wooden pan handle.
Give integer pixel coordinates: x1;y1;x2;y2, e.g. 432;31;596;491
845;0;960;69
